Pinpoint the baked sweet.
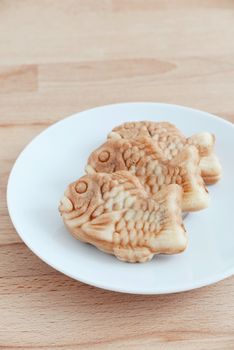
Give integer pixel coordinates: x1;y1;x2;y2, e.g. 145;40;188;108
59;171;187;262
86;138;209;212
108;121;222;184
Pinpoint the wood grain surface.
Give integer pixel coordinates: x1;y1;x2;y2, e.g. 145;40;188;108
1;1;234;349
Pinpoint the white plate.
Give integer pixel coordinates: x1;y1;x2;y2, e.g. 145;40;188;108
7;103;234;294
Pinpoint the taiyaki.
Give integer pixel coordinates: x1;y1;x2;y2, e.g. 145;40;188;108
86;138;209;212
59;171;187;262
108;121;222;185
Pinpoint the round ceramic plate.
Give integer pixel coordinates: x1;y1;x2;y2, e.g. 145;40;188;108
7;103;234;294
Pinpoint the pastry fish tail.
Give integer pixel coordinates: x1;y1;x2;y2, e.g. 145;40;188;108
188;132;215;157
152;184;187;254
171;146;210;211
188;132;222;184
199;154;222;185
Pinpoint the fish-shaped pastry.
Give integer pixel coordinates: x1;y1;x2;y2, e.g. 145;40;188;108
59;171;187;263
86;138;210;212
108;121;222;185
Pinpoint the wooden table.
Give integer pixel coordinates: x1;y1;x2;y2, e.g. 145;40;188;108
1;1;234;349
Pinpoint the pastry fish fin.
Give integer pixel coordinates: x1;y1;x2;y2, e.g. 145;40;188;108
108;131;122;140
132;136;166;160
111;171;148;198
81;212;122;242
113;246;153;263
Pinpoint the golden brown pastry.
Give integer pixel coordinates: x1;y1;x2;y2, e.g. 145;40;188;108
108;121;222;185
59;171;187;262
86;138;209;212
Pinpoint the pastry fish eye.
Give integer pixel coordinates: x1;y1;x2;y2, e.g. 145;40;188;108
98;150;110;162
75;181;88;194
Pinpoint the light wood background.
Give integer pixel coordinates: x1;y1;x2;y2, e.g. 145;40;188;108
0;1;234;349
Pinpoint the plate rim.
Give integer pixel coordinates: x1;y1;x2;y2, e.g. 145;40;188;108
7;102;234;294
